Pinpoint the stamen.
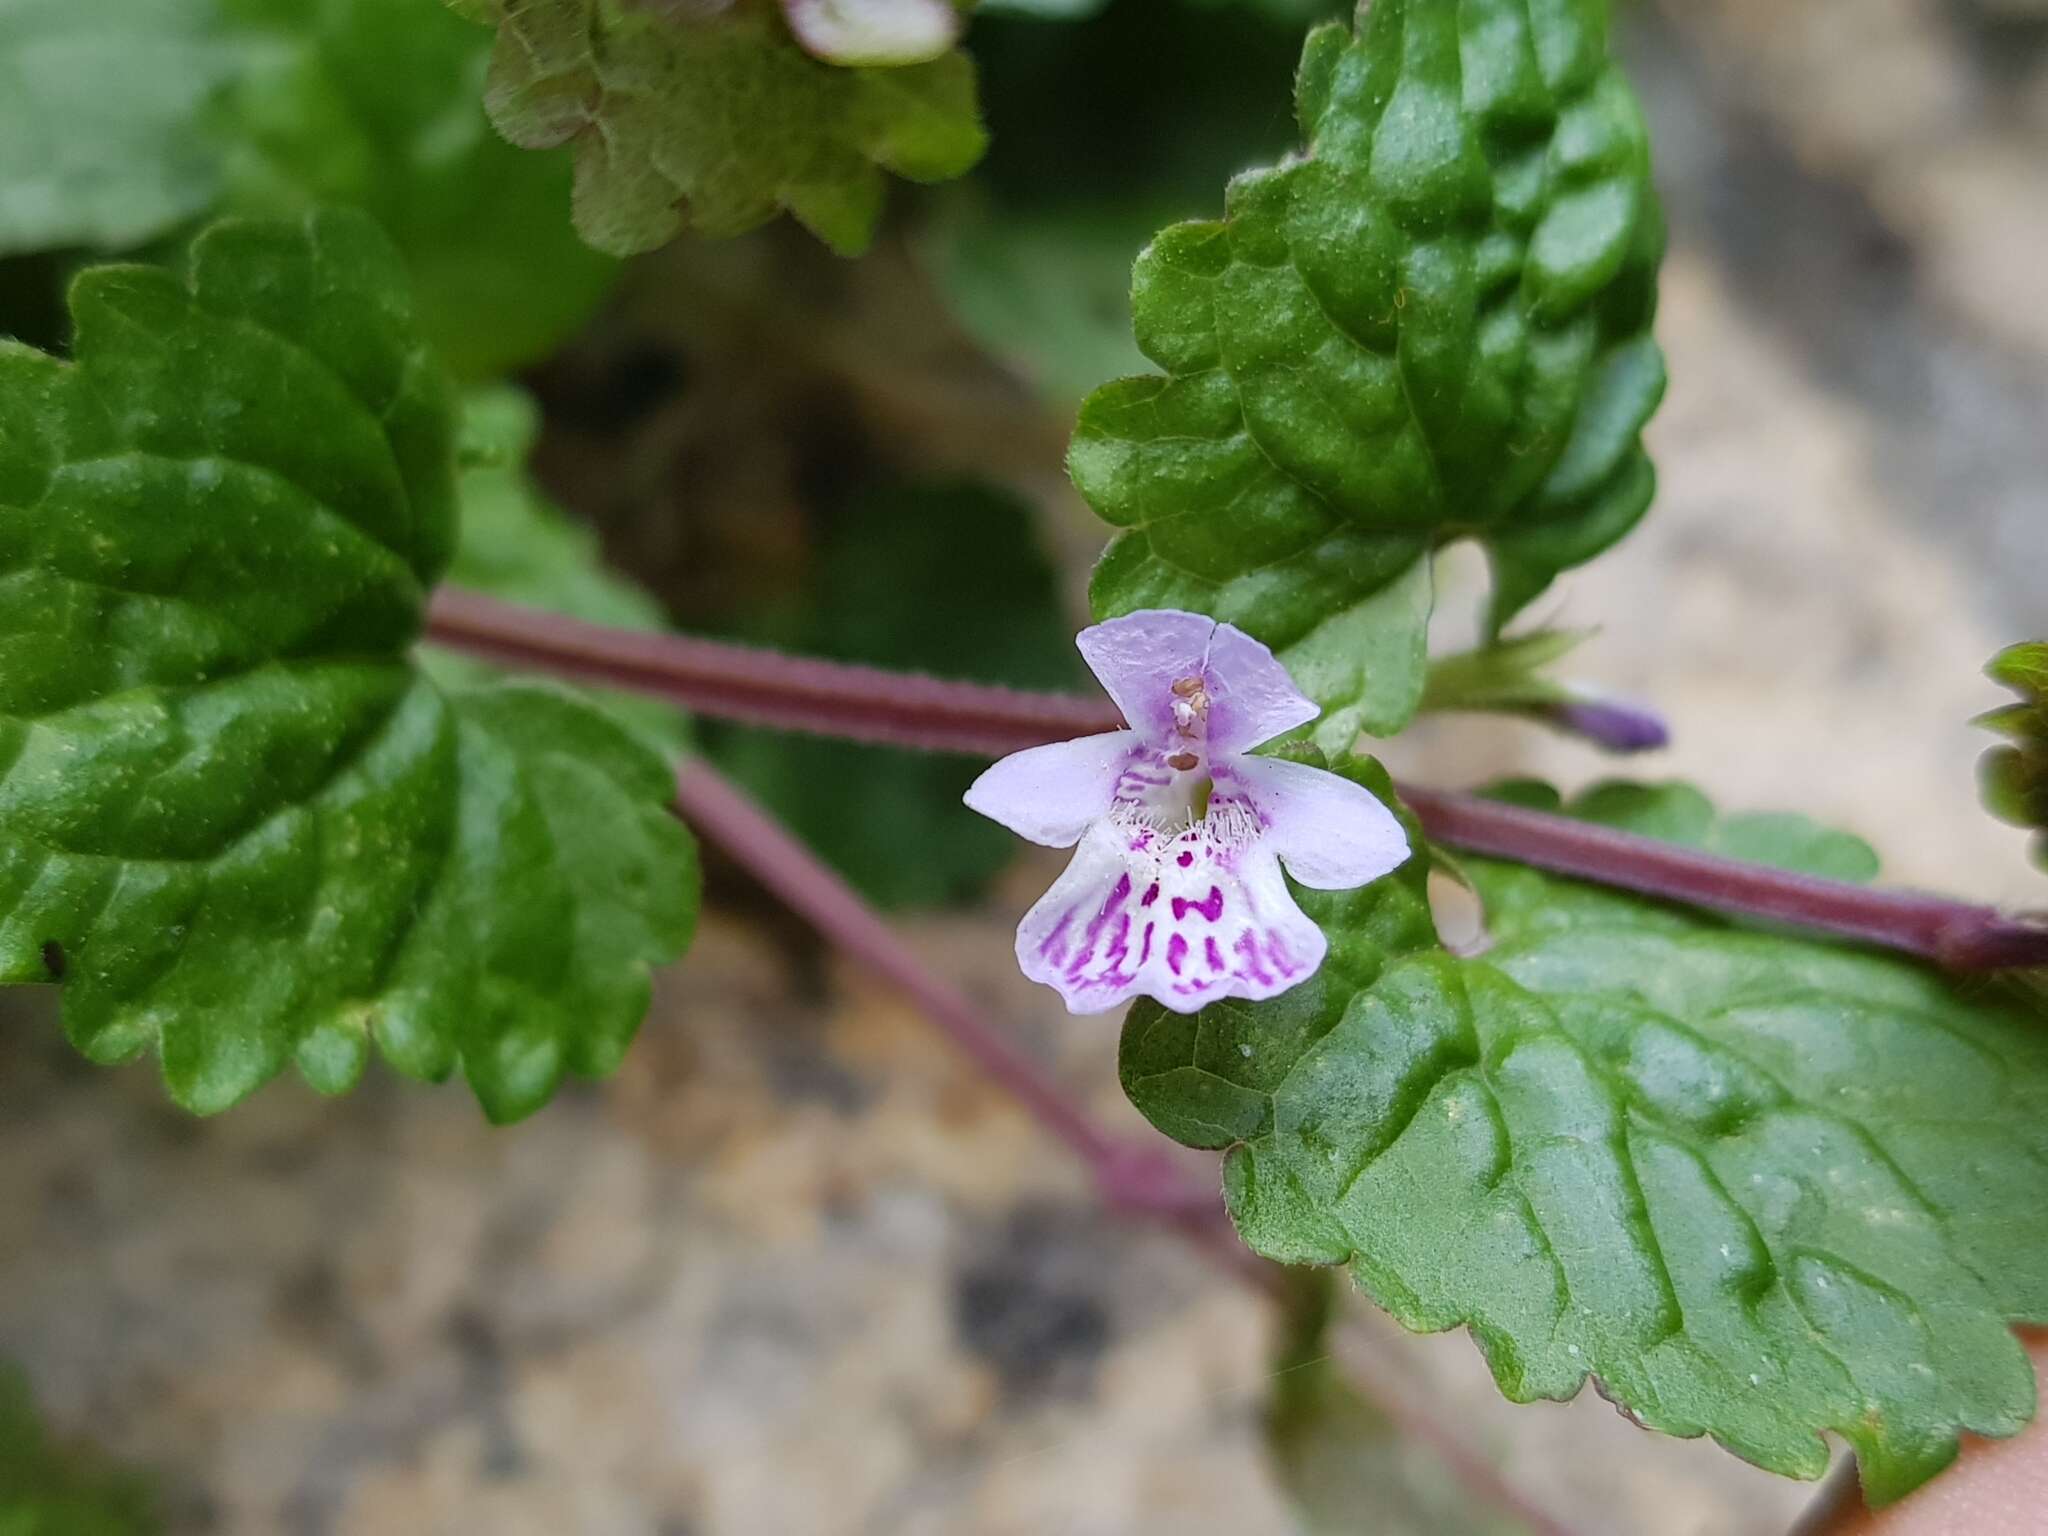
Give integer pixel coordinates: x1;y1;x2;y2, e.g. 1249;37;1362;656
1108;789;1255;846
1169;674;1210;739
1165;750;1199;772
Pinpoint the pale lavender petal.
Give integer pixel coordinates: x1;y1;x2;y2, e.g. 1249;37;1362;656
1016;821;1327;1015
963;730;1141;848
1076;610;1217;743
1077;610;1319;753
780;0;959;64
1202;622;1319;755
1216;754;1411;890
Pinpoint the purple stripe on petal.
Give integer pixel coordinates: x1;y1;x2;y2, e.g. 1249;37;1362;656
1082;875;1131;940
1204;936;1224;973
1037;909;1073;965
1233;930;1274;987
1167;934;1188;975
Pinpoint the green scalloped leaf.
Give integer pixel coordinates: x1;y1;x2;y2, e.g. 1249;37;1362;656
1074;0;1665;745
446;0;986;256
0;212;698;1121
1977;641;2048;874
1120;775;2048;1505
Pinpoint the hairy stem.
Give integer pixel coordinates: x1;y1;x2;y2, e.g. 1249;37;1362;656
673;757;1579;1536
429;589;2048;973
1399;784;2048;971
671;759;1225;1226
429;586;1114;755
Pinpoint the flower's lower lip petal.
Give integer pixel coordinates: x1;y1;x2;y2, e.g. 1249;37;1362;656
1016;824;1327;1014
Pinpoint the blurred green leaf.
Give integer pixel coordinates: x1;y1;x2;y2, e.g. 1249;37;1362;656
1266;1272;1528;1536
1123;775;2048;1506
929;0;1321;403
708;480;1079;907
215;0;618;379
446;0;985;256
429;386;689;755
0;0;613;378
925;198;1156;404
0;0;233;256
1073;0;1665;744
0;1366;158;1536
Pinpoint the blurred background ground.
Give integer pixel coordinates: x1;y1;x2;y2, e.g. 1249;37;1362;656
3;0;2046;1532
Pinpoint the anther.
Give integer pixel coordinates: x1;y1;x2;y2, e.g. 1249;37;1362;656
1166;751;1199;772
1169;675;1210;738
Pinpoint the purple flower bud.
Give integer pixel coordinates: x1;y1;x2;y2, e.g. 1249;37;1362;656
1546;694;1671;754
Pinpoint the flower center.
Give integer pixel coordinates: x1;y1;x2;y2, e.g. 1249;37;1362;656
1112;674;1240;838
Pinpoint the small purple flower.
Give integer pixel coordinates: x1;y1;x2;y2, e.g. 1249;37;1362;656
964;610;1411;1015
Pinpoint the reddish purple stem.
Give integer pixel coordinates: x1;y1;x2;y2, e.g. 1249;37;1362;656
429;586;1113;756
671;759;1222;1225
1399;785;2048;971
427;589;2048;975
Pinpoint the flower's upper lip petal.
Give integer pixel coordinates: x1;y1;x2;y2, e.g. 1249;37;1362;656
1075;610;1218;742
1076;609;1317;751
1201;622;1319;754
962;730;1141;848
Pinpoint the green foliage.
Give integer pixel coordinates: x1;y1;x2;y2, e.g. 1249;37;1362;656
1266;1270;1530;1535
0;0;612;379
708;480;1079;907
1421;629;1590;713
1073;0;1665;745
925;198;1158;404
1484;779;1882;883
0;0;232;257
1120;775;2048;1504
932;0;1331;406
214;0;618;379
0;1366;158;1536
1977;641;2048;873
431;386;687;754
446;0;986;256
0;213;697;1121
